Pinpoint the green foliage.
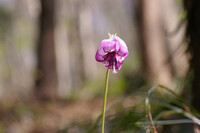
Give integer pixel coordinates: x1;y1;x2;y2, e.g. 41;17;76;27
109;105;144;133
108;79;126;97
86;85;200;133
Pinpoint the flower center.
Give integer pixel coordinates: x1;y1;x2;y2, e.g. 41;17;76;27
107;52;117;73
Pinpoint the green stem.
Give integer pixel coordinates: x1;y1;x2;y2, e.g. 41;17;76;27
101;68;110;133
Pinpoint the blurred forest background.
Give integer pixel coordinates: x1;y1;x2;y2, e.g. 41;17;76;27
0;0;199;133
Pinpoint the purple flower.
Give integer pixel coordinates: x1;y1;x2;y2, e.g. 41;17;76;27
95;34;129;73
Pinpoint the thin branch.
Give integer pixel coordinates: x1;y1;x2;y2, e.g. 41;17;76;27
145;86;158;133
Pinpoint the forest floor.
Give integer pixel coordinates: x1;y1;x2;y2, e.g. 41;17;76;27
0;95;138;133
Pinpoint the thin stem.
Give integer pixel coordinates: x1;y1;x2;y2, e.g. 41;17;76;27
101;68;110;133
146;86;158;133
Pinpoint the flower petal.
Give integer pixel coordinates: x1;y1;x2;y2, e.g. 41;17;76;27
107;65;113;69
97;45;107;56
114;36;128;56
115;62;122;70
115;54;128;64
101;39;118;53
95;52;105;62
103;60;109;67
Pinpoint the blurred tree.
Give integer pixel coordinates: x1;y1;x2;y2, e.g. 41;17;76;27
65;0;85;90
35;0;57;100
184;0;200;111
139;0;172;86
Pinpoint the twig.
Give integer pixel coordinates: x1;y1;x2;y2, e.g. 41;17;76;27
183;104;200;133
145;86;158;133
137;119;197;126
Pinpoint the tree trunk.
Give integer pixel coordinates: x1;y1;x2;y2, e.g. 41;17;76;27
185;0;200;111
35;0;57;100
66;0;85;90
140;0;172;86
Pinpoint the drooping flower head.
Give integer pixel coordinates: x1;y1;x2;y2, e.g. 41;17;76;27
95;33;129;73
